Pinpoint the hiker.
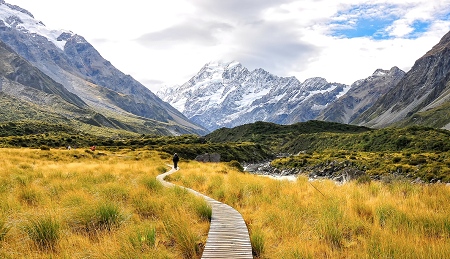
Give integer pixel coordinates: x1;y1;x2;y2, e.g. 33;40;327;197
173;153;179;169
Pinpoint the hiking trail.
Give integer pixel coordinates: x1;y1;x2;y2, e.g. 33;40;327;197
157;166;253;259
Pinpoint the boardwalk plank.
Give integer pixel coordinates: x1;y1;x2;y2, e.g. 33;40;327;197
157;167;253;259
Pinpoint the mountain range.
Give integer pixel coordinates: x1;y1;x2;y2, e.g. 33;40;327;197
159;30;450;132
157;62;404;131
0;1;207;136
158;61;351;131
1;0;450;137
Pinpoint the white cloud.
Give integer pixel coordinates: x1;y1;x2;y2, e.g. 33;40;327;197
5;0;450;91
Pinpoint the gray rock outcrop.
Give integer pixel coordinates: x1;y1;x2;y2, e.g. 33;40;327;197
195;153;221;162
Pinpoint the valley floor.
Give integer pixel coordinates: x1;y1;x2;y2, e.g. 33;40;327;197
1;147;450;258
169;160;450;258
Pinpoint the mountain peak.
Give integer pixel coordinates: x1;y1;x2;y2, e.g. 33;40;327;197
423;31;450;58
0;2;72;50
158;61;347;131
0;1;34;18
372;67;404;77
205;60;240;69
372;69;389;77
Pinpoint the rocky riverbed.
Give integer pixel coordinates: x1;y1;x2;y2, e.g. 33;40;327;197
243;160;366;184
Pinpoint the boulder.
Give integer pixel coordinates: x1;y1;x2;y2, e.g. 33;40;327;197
195;153;221;162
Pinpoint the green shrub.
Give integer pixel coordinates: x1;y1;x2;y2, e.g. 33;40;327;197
228;160;244;172
356;175;372;185
392;157;402;163
40;145;50;151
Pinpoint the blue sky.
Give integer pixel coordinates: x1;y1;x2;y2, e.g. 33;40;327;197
5;0;450;90
331;4;436;40
332;17;397;39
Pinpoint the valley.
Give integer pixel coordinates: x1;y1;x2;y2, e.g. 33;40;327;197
0;1;449;258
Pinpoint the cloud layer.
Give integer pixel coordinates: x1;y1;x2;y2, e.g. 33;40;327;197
6;0;450;90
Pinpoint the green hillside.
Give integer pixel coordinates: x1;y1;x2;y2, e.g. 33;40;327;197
206;120;450;154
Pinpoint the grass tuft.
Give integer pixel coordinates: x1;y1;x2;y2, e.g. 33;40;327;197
192;197;212;221
96;202;125;231
142;176;163;192
128;225;157;250
251;228;265;258
72;201;126;234
164;214;202;259
23;216;60;251
0;219;10;242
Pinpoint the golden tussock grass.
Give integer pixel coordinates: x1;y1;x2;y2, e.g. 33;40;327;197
0;148;209;259
170;160;450;259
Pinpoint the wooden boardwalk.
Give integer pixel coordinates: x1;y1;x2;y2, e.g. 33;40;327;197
157;167;253;259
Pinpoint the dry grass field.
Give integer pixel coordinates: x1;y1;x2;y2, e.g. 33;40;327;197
2;147;450;258
0;148;210;259
168;161;450;259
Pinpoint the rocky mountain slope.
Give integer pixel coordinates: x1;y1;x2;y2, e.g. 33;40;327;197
353;31;450;129
158;61;350;131
317;67;405;124
0;39;180;135
0;1;206;135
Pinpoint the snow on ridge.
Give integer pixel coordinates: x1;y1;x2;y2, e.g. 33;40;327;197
0;3;71;50
227;60;240;68
373;69;388;77
336;84;351;99
237;86;271;107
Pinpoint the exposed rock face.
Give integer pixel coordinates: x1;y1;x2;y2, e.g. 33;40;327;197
0;2;207;135
353;31;450;128
318;67;405;124
158;61;350;131
0;40;86;108
195;153;221;162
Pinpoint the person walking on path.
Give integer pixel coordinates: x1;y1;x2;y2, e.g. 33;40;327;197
172;153;179;169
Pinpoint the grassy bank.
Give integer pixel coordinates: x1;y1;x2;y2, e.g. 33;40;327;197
271;150;450;183
168;161;450;258
0;148;210;258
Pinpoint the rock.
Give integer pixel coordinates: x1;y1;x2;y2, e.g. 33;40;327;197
195;153;221;163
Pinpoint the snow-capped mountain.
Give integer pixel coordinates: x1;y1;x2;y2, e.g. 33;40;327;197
158;61;350;131
0;1;207;135
0;1;71;50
